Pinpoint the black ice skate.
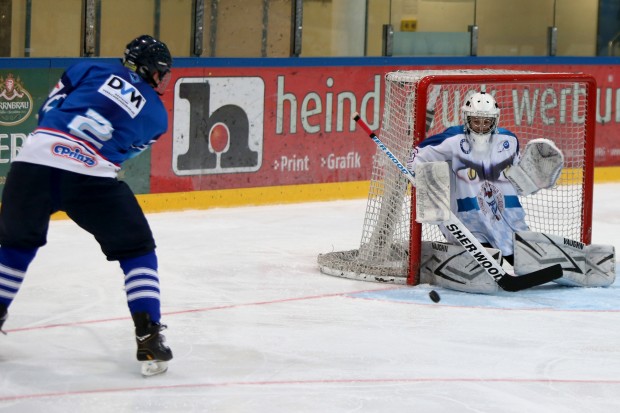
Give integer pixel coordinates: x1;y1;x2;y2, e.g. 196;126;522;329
132;312;173;376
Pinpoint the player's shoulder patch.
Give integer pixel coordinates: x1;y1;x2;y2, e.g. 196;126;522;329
98;74;147;119
495;128;520;152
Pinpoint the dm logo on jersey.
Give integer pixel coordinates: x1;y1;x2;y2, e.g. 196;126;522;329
98;75;146;119
477;181;504;221
52;143;97;167
0;73;33;126
172;77;264;175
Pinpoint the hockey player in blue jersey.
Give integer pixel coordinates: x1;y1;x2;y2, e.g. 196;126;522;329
408;91;614;293
0;35;173;376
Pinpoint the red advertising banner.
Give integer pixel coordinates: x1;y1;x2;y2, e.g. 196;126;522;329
152;66;382;193
151;63;620;194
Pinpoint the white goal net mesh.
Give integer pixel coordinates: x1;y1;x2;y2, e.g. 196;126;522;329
318;69;595;285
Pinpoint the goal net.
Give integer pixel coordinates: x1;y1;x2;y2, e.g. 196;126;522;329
318;69;596;285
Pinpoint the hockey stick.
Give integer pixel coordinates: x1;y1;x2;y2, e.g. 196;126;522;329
353;112;562;292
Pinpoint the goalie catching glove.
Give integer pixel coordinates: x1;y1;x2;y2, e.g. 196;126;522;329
504;138;564;196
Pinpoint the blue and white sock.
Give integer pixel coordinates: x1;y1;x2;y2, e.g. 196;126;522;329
119;251;161;323
0;246;37;309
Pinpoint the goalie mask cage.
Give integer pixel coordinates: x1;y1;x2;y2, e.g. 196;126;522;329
318;69;596;285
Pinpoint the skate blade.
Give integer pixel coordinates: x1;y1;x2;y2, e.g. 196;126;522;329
141;360;168;377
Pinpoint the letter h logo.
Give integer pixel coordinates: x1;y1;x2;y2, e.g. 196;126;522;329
172;77;264;175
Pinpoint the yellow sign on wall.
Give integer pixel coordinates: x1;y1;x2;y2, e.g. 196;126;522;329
401;19;417;32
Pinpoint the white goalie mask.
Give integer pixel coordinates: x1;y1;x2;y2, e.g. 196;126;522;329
462;92;500;151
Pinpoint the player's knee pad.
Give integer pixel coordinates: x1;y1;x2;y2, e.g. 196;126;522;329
420;241;501;294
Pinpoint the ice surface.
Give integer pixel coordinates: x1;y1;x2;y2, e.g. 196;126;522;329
2;184;620;412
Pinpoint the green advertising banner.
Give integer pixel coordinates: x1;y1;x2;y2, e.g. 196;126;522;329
0;68;58;192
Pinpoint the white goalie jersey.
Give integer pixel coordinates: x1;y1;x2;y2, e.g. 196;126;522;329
408;125;529;256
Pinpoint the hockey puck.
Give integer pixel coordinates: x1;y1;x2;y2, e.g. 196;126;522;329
429;290;441;303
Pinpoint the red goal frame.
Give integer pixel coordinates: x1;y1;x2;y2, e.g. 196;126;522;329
407;73;597;285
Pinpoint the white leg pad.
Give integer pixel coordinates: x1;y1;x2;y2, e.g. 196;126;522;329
585;243;616;287
514;231;615;287
420;241;501;294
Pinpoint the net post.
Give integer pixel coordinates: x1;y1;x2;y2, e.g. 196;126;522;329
406;77;433;285
581;74;597;245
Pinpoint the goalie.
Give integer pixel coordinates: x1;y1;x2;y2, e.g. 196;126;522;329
406;91;615;294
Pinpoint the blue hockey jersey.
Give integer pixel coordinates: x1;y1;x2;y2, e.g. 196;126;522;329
15;61;168;177
408;125;530;256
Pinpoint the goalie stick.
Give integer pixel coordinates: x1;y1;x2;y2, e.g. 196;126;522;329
352;112;562;292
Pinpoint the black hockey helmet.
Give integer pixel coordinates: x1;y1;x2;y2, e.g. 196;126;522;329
123;35;172;95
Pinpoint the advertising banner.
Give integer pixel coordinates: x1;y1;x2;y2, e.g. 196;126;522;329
0;69;57;191
1;61;620;198
152;63;620;194
152;66;382;193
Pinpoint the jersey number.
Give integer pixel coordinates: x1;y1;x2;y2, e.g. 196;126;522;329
67;109;114;149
